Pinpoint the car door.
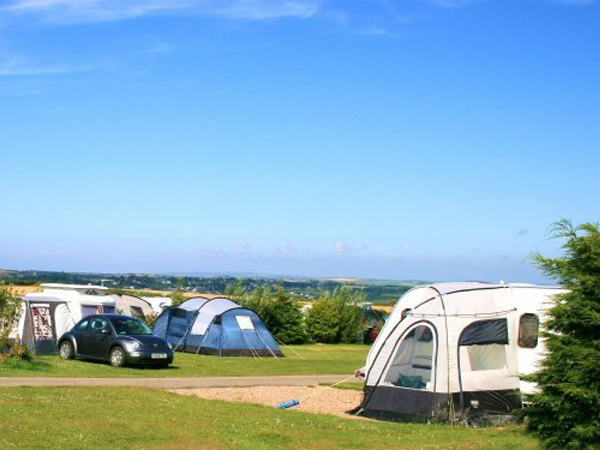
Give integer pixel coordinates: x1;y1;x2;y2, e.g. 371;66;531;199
87;317;114;359
70;317;92;356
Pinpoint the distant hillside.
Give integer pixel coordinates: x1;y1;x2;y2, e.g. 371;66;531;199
0;269;426;304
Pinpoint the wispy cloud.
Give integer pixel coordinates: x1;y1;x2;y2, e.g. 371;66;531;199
278;241;301;256
428;0;489;7
333;240;368;254
1;0;320;24
212;0;318;20
138;42;174;55
29;105;78;115
236;243;254;255
549;0;595;5
0;57;91;76
431;0;594;6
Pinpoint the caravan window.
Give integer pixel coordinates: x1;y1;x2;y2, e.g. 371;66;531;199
384;324;435;390
518;314;539;348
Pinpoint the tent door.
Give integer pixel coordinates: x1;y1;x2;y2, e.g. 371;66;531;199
27;303;59;354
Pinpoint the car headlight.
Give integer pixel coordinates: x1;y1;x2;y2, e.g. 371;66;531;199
167;342;173;350
124;340;141;351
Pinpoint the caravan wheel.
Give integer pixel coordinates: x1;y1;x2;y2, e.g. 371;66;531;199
59;341;74;360
109;347;126;367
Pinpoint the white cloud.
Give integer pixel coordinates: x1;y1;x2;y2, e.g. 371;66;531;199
197;244;224;255
278;241;300;256
1;0;320;24
236;243;253;255
333;240;368;254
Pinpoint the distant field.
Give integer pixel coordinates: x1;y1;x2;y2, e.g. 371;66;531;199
0;387;540;450
8;285;40;296
6;284;219;299
0;344;369;378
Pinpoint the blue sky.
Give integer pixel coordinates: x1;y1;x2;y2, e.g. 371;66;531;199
1;0;599;283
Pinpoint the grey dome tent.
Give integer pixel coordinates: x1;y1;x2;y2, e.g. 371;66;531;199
111;294;155;319
153;297;283;357
354;282;565;423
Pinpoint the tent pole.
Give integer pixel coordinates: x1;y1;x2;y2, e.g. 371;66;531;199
255;331;278;358
433;287;456;423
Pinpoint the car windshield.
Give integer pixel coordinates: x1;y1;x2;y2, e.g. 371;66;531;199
110;317;154;335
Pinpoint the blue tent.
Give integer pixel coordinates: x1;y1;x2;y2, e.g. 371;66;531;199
153;297;283;357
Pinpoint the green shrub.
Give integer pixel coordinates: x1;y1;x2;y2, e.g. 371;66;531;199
0;282;22;354
305;286;364;344
234;285;308;345
7;337;31;361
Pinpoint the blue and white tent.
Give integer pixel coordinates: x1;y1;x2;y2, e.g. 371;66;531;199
153;297;283;357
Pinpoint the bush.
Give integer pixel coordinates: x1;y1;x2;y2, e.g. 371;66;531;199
233;285;308;345
522;220;600;450
7;337;31;361
305;286;364;344
0;282;23;355
169;277;187;306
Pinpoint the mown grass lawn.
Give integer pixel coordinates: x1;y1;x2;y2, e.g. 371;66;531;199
0;344;368;378
0;387;539;450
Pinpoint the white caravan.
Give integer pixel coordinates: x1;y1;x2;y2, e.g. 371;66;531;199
355;282;564;423
18;283;116;354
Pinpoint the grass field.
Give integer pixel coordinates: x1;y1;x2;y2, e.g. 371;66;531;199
0;344;369;378
0;387;539;450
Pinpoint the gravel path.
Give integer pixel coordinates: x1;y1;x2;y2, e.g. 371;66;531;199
0;375;366;419
0;374;358;388
170;385;365;419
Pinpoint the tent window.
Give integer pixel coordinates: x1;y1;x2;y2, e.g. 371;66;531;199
518;314;539;348
459;319;508;346
384;324;435;390
172;308;188;318
460;344;507;371
82;305;99;318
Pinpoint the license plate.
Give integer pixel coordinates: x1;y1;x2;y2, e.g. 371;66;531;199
151;353;167;359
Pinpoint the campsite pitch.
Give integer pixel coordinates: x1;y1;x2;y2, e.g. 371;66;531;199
0;344;368;378
0;386;540;450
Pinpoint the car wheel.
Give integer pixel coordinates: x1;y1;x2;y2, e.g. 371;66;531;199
59;341;74;360
109;346;126;367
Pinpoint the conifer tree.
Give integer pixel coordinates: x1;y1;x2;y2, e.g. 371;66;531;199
524;219;600;450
